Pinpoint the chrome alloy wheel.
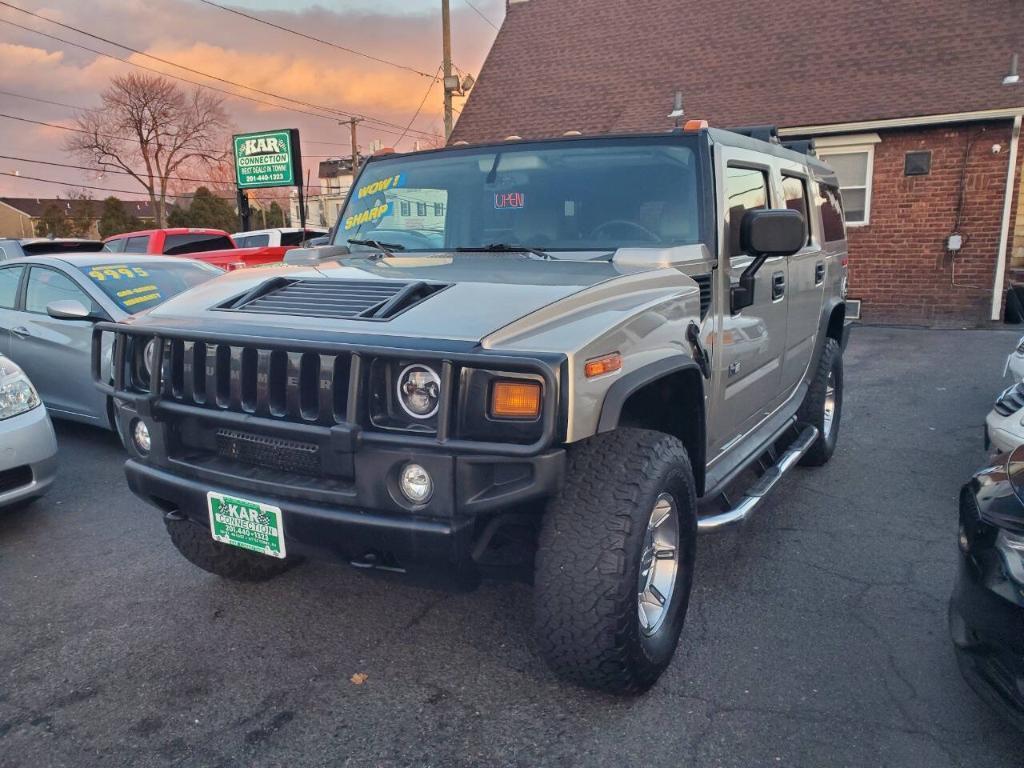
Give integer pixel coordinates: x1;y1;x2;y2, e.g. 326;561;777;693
823;370;837;439
637;493;680;637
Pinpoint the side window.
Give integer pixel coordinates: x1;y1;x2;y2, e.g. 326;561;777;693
0;265;24;309
725;165;769;257
234;236;250;248
104;238;126;253
124;236;150;254
781;174;811;245
25;267;91;314
819;183;846;242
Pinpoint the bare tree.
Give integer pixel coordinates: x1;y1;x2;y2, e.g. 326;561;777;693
66;73;232;227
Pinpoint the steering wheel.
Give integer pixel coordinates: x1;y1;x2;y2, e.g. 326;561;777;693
588;219;661;243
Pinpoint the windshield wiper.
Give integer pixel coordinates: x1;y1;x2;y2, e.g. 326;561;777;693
347;238;406;257
455;243;553;260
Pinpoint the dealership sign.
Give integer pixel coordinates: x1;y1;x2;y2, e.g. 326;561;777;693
233;129;302;189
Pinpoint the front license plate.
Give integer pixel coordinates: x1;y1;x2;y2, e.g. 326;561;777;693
207;492;286;559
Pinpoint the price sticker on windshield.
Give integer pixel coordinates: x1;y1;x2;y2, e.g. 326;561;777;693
88;265;150;281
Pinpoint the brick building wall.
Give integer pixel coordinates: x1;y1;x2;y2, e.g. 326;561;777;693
843;121;1022;326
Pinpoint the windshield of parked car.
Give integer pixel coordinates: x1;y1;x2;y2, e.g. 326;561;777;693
333;137;705;256
78;261;222;313
163;234;234;255
23;241;104;255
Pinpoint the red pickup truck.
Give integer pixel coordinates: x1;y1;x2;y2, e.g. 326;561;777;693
102;228;286;270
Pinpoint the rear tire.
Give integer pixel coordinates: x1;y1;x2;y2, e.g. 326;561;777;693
798;337;843;466
534;428;697;694
165;517;293;582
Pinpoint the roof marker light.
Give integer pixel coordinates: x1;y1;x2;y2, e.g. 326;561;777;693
683;119;709;133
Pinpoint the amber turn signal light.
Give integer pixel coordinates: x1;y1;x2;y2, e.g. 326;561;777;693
491;380;542;419
584;352;623;378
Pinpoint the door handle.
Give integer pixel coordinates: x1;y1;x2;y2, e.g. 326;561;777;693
10;326;30;338
771;272;786;301
815;262;826;285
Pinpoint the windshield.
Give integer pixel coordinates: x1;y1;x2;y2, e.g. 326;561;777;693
164;234;234;255
23;241;103;255
334;137;705;255
78;261;222;313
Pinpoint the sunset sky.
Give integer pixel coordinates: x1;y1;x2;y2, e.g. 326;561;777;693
0;0;503;199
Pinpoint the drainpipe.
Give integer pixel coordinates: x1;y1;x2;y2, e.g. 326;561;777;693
991;113;1022;321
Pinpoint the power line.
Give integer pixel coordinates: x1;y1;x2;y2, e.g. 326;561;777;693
196;0;439;80
0;3;442;141
0;154;233;186
0;89;89;112
0;87;367;151
0;112;347;158
462;0;500;30
0;169;294;202
396;66;443;147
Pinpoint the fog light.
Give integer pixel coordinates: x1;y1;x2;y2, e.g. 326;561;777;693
132;419;151;454
399;463;433;504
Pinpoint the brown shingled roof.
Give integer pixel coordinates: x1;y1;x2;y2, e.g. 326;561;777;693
452;0;1024;144
0;197;163;219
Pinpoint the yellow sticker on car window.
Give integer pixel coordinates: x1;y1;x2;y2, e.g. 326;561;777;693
344;201;391;231
357;174;404;200
88;265;150;281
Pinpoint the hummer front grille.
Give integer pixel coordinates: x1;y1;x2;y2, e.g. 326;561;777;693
161;339;351;426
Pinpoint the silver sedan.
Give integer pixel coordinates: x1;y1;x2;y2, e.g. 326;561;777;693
0;355;57;509
0;254;222;430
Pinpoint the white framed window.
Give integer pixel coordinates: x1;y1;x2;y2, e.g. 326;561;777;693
815;133;880;226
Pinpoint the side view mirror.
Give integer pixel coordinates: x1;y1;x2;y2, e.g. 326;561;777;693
731;208;806;313
46;299;95;321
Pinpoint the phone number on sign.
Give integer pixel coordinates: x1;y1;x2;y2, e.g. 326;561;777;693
242;171;289;184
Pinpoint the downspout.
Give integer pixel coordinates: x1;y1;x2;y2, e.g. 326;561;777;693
991;114;1022;320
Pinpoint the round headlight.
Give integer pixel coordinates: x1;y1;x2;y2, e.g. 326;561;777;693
132;418;151;454
397;364;441;419
399;463;433;504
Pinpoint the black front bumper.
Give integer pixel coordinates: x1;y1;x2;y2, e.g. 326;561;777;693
118;395;565;584
949;552;1024;731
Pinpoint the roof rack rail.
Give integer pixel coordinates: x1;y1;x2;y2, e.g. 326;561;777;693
726;125;780;143
780;138;817;157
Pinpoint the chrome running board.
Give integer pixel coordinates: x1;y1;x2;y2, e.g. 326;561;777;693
697;424;819;533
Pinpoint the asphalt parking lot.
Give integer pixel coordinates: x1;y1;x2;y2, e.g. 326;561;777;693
2;325;1024;767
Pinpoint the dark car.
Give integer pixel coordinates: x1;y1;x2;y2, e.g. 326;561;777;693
950;443;1024;729
0;238;104;260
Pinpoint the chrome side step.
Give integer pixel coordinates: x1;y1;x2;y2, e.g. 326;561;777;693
697;424;819;533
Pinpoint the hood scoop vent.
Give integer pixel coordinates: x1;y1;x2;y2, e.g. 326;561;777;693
217;278;450;321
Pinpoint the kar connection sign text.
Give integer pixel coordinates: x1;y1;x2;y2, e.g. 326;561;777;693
233;129;302;190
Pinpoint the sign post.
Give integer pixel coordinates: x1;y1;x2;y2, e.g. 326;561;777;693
232;128;304;230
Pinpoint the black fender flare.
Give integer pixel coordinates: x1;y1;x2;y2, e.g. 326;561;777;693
813;298;847;363
596;355;707;493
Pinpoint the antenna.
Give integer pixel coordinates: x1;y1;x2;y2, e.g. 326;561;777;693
1005;53;1020;86
668;91;685;127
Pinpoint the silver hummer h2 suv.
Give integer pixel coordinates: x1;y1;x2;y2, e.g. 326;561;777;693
93;125;850;694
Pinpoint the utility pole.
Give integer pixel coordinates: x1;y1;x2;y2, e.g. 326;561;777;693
442;0;454;141
346;117;363;177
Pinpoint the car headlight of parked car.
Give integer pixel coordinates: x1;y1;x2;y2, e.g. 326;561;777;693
0;357;42;420
996;529;1024;584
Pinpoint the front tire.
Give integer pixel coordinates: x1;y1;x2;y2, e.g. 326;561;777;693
798;337;843;466
165;517;293;582
534;428;697;694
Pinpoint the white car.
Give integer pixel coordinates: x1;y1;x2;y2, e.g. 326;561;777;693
0;356;57;509
985;336;1024;454
231;227;328;249
1005;335;1024;383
